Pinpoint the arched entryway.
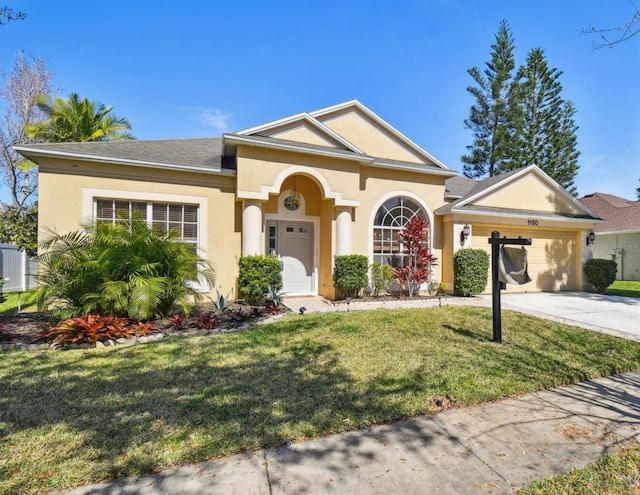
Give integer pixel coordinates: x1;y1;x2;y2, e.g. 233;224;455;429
265;174;321;295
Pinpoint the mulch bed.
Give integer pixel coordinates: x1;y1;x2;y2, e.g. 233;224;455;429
0;302;290;347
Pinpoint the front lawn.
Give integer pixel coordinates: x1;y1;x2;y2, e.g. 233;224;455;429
606;280;640;298
522;444;640;494
0;291;35;315
1;306;640;494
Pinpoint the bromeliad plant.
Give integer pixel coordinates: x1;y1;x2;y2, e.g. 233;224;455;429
40;314;153;345
29;218;215;320
393;215;438;297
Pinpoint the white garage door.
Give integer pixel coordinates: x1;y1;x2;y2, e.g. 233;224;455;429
472;227;577;293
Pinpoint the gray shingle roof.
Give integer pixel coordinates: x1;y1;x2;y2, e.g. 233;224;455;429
15;138;224;172
444;175;476;198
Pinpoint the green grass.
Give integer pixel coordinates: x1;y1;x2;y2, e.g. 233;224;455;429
606;280;640;298
1;306;640;494
0;290;36;315
521;444;640;494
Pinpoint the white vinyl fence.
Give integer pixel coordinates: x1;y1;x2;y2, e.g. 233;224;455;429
0;243;37;293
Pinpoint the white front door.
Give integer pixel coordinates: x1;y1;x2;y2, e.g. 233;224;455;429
274;221;314;294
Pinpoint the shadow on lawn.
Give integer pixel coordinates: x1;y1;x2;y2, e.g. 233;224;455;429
1;309;639;494
0;314;436;492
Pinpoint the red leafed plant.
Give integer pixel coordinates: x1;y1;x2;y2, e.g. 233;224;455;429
196;313;216;330
128;321;156;336
167;313;186;330
392;215;438;297
41;315;130;345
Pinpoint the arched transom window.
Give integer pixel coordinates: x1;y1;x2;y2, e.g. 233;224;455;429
373;197;429;267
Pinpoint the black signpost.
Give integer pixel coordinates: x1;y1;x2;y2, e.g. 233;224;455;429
488;231;532;343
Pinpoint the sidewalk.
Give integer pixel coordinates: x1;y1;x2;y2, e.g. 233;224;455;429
53;370;640;495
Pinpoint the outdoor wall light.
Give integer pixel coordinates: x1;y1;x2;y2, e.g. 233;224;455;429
460;224;471;246
460;223;471;246
586;230;596;246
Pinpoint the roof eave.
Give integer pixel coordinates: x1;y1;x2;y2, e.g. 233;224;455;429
223;133;370;164
439;207;603;223
369;159;458;177
13;146;234;176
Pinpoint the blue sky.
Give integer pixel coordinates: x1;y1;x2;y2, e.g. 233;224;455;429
1;0;638;201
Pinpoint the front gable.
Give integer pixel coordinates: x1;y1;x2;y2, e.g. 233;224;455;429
459;166;592;217
237;112;362;153
311;101;446;167
475;173;582;215
236;100;449;169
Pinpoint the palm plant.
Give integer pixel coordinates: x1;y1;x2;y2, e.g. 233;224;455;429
30;218;214;320
25;92;134;142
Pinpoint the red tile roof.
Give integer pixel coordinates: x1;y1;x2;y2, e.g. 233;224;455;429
579;193;640;233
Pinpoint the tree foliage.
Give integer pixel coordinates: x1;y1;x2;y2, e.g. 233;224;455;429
25;92;135;142
515;48;580;194
462;20;521;178
0;51;54;209
0;6;26;26
30;218;214;320
0;202;37;256
462;21;581;195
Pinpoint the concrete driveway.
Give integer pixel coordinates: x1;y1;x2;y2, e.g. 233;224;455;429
501;291;640;341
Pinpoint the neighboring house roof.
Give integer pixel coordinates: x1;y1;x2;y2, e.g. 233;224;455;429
579;193;640;233
437;165;600;222
14;138;228;175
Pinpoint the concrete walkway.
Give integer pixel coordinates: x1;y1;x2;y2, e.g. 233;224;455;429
53;371;640;495
52;292;640;495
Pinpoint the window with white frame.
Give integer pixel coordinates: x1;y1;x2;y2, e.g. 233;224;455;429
372;197;429;268
95;199;199;251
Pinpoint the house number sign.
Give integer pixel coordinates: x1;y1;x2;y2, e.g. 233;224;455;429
527;219;539;226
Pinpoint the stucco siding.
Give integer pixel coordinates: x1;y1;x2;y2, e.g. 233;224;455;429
318;112;424;164
272;126;336;147
476;175;582;215
38;159;240;298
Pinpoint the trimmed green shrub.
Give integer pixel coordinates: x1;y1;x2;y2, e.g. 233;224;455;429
584;258;617;294
333;255;368;298
370;262;393;297
454;248;490;297
238;255;282;305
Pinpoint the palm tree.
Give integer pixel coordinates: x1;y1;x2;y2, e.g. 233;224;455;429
30;218;214;320
25;92;134;142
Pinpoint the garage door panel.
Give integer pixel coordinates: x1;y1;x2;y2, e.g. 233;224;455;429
472;227;576;293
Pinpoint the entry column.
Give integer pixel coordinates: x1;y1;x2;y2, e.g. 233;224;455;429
335;206;353;255
242;200;263;255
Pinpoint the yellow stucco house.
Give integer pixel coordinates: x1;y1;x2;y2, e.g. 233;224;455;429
16;100;600;299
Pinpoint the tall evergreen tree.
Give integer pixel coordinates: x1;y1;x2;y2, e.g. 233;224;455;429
515;48;580;194
462;20;522;178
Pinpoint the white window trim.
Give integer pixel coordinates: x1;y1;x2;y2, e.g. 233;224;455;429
82;188;209;292
368;191;435;269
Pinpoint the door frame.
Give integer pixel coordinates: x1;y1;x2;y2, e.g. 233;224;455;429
265;214;319;296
